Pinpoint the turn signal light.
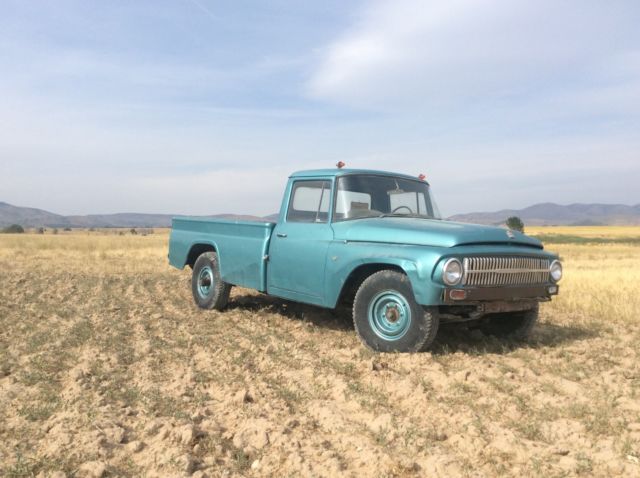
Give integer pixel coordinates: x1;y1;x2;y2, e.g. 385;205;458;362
449;289;467;301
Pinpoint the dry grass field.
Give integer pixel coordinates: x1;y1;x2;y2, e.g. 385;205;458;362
1;226;640;477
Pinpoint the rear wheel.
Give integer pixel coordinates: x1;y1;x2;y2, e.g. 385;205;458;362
353;270;439;352
478;304;539;340
192;252;231;310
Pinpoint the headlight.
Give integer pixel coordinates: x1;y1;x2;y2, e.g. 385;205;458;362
442;258;463;285
550;260;563;282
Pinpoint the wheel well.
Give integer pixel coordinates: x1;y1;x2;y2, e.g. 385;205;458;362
186;244;216;269
337;263;405;306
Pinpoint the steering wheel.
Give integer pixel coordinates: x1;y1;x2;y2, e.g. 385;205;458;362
391;205;413;214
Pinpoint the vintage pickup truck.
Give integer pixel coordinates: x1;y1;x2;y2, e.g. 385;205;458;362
168;168;562;352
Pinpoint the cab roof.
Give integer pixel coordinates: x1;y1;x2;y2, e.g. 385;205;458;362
289;168;429;184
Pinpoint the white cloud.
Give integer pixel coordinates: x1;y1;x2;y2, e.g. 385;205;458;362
302;0;640;216
308;0;640;112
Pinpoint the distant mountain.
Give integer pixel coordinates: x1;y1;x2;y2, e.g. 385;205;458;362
263;213;280;222
3;200;639;228
448;202;640;226
0;202;271;228
0;201;71;227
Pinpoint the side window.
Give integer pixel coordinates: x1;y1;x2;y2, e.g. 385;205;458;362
287;180;331;223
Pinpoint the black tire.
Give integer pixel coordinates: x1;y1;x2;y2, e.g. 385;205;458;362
191;252;231;310
478;304;539;340
353;270;439;353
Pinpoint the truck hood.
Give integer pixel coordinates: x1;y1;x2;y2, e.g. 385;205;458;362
331;217;542;249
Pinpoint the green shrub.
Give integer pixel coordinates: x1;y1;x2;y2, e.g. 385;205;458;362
506;216;525;233
2;224;25;234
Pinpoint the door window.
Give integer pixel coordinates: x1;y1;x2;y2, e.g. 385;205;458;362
287;180;331;223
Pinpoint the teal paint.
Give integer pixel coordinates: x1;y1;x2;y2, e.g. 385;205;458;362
367;291;412;341
168;169;559;309
197;265;214;298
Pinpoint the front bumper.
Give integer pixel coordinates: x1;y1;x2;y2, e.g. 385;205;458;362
442;284;558;304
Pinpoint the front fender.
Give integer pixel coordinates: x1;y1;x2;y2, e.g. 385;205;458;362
325;241;445;307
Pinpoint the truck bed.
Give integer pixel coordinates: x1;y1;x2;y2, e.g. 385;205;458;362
169;217;276;291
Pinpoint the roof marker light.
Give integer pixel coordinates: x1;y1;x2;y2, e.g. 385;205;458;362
418;173;426;181
336;161;345;169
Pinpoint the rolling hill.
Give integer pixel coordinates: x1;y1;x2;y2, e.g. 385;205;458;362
2;201;639;228
0;202;268;228
449;202;640;226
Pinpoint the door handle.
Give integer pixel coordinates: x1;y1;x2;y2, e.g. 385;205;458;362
276;233;287;238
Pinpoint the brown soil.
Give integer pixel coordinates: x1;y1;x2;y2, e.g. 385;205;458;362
0;233;639;477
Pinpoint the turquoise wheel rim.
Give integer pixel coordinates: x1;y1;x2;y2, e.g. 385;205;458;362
197;265;214;298
367;290;412;341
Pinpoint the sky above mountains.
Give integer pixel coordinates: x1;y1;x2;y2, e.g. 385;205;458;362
1;0;639;216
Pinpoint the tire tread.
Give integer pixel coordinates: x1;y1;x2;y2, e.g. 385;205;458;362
352;270;439;353
192;251;231;310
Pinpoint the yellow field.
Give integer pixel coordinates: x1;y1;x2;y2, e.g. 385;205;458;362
1;227;639;477
526;225;640;237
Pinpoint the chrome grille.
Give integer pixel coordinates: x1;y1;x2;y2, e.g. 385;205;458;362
462;256;550;287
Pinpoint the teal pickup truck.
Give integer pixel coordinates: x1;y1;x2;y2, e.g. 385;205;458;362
168;168;562;352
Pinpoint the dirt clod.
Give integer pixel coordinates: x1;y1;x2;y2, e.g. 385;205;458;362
78;461;106;478
371;360;388;371
233;388;254;405
176;424;197;446
126;440;144;453
233;419;270;451
177;453;196;474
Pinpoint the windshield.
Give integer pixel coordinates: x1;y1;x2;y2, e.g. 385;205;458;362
334;174;441;222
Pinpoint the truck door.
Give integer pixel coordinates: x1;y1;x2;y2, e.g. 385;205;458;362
267;179;333;305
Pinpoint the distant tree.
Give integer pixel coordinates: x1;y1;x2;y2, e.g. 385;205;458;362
2;224;25;234
130;228;138;235
506;216;525;233
88;228;95;232
53;228;59;235
37;227;45;234
63;227;72;232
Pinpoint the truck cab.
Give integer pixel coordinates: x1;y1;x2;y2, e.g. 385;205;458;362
169;169;562;352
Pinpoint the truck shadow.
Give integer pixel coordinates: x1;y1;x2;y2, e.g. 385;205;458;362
431;321;598;356
228;293;353;332
228;293;597;353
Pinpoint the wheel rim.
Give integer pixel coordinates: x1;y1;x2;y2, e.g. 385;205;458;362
367;290;412;341
197;266;214;298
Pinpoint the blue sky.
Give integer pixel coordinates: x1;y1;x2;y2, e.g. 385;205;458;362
1;0;638;216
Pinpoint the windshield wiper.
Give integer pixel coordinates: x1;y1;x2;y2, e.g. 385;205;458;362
377;213;439;219
378;213;420;218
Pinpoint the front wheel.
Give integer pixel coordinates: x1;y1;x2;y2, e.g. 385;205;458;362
353;270;439;352
192;252;231;310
